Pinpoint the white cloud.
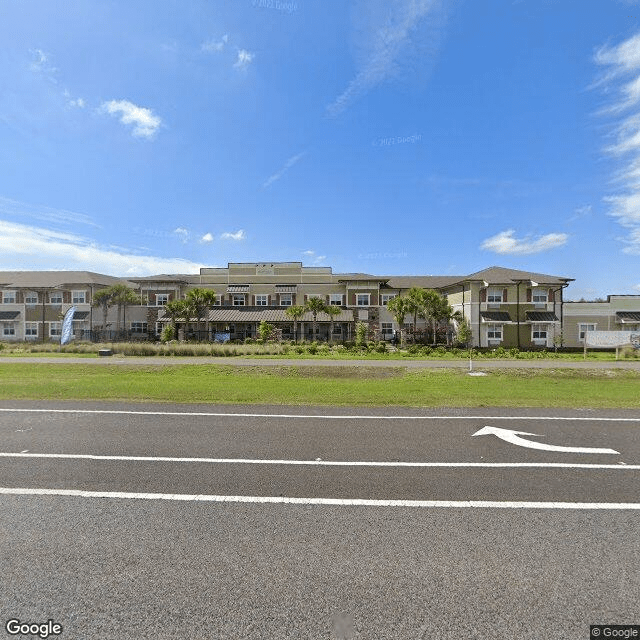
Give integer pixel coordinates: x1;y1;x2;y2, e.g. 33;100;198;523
480;229;568;255
596;31;640;252
0;195;98;228
29;48;57;75
201;232;214;243
63;90;85;109
173;227;189;243
302;250;326;265
202;35;228;52
0;220;203;276
101;100;162;139
234;49;254;70
326;0;449;117
221;229;246;240
263;152;306;188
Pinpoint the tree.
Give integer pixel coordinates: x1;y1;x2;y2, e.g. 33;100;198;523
164;299;190;341
184;288;217;340
324;305;342;343
454;315;472;347
92;287;115;341
109;284;142;339
386;295;411;347
285;305;305;342
419;289;448;345
258;320;275;343
406;287;428;342
304;296;327;341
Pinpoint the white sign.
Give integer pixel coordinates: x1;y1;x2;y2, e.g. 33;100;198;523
585;330;638;348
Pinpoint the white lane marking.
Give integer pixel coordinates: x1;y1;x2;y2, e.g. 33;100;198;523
1;408;640;421
472;426;620;455
1;487;640;509
0;452;638;469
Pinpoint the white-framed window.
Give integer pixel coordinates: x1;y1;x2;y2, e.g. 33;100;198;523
233;294;245;306
214;295;223;306
578;323;596;341
487;324;503;340
155;322;164;335
156;294;169;306
357;293;370;306
25;291;38;304
381;294;397;305
2;291;16;304
25;322;38;337
72;290;86;304
487;288;503;303
280;293;292;306
49;292;63;304
332;324;342;334
381;322;393;335
49;322;61;337
532;288;548;304
532;325;548;340
330;294;343;306
3;322;16;336
255;295;268;306
131;322;148;334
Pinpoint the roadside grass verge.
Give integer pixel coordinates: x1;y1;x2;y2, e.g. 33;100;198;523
1;364;639;408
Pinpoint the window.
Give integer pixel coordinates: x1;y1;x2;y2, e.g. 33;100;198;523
381;322;393;335
72;290;86;304
214;295;223;306
487;324;502;340
280;293;292;306
3;323;15;336
532;325;547;340
233;294;245;306
330;294;343;306
532;288;547;304
49;322;61;337
25;322;38;337
255;295;268;306
381;294;396;305
49;292;62;304
332;324;342;334
25;292;38;304
487;288;502;303
156;294;169;306
579;323;596;341
2;291;16;304
131;322;148;333
357;293;370;306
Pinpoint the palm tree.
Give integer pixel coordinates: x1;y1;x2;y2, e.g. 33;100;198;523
324;304;342;343
419;289;447;345
184;288;217;340
386;295;411;347
109;284;142;339
285;305;305;342
406;287;427;342
304;296;327;342
92;287;115;341
164;299;190;341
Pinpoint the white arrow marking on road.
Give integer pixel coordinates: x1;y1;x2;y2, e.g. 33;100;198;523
472;426;620;454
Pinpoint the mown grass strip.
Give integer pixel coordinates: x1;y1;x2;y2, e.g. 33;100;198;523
1;363;639;408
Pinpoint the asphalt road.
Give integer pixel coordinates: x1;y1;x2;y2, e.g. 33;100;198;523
1;401;639;639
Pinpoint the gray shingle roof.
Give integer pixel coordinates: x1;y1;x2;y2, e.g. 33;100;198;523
0;271;134;288
616;311;640;322
159;308;354;323
0;311;20;320
463;266;573;285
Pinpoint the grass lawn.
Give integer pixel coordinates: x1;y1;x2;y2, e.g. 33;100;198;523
1;363;639;408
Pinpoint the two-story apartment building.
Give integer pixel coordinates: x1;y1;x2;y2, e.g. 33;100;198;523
0;263;577;347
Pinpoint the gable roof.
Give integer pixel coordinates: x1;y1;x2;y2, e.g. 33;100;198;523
0;271;133;289
462;266;573;285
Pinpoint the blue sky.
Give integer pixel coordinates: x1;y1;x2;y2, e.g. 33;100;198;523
1;0;639;299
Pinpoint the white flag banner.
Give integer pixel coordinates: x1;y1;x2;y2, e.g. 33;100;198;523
60;306;77;345
585;330;639;348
